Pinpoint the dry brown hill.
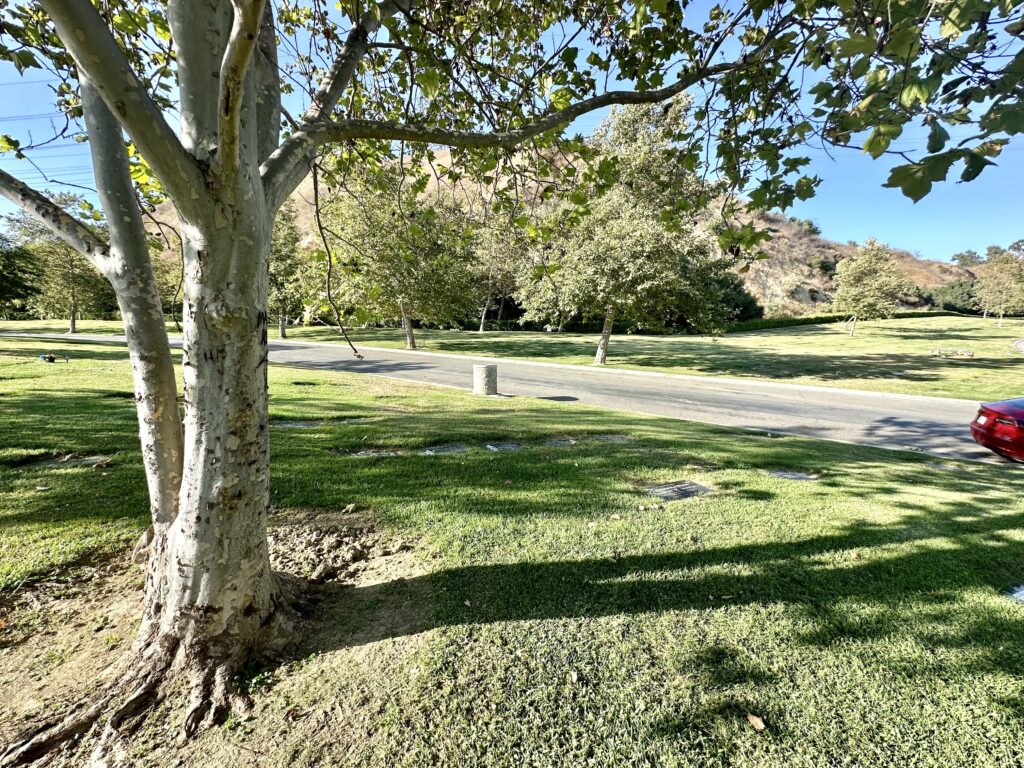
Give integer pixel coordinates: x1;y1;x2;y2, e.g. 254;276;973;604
741;211;973;316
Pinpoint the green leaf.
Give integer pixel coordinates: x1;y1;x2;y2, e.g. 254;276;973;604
862;124;902;158
926;123;950;153
899;81;931;108
960;152;994;182
416;69;442;100
882;154;958;201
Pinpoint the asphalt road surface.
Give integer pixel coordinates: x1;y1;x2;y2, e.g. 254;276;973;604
4;333;993;462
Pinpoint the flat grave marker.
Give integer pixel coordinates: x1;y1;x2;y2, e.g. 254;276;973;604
644;480;711;501
769;470;818;481
419;444;470;456
542;438;578;447
485;442;523;452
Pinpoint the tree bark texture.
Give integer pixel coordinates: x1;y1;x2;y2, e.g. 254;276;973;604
400;300;417;349
593;306;614;365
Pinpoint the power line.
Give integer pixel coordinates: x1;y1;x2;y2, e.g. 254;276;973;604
0;112;73;123
0;79;59;87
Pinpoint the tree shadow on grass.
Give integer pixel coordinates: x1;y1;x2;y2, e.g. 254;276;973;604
312;502;1024;683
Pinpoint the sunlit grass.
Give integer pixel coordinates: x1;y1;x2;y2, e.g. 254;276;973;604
2;336;1023;765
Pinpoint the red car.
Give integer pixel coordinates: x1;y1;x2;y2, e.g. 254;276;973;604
971;399;1024;462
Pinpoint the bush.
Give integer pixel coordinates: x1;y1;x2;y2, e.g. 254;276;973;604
928;280;980;314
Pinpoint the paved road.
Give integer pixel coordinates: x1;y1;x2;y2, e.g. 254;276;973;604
3;333;992;462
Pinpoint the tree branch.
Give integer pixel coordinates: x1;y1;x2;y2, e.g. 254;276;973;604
261;0;411;210
81;77;185;528
0;168;111;270
38;0;210;220
218;0;268;179
301;60;742;151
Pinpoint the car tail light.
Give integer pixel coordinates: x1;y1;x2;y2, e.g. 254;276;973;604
994;417;1024;429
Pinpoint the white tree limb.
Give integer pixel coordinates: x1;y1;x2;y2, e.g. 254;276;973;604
39;0;210;221
218;0;268;179
81;78;185;528
260;0;410;210
0;168;111;270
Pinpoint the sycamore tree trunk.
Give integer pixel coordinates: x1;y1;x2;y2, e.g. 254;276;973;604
158;200;278;678
593;306;615;365
279;312;288;338
400;299;417;349
68;288;77;334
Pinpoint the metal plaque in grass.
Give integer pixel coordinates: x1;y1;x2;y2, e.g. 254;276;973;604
352;449;401;458
594;434;632;443
644;480;711;501
485;442;522;452
769;469;818;481
542;438;578;447
419;444;470;456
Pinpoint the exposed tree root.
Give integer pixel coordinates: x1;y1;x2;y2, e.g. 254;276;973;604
0;634;177;767
1;576;306;767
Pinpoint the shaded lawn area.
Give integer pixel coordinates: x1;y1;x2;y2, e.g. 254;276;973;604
1;337;1024;766
3;315;1021;401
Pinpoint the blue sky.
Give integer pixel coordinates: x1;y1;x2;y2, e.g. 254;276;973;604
1;53;1020;262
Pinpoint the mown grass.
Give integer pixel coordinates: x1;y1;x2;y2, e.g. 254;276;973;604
2;336;1024;766
3;314;1021;400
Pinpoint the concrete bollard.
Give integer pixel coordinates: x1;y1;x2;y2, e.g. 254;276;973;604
473;364;498;396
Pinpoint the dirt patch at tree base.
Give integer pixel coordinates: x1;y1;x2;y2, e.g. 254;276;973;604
0;510;429;764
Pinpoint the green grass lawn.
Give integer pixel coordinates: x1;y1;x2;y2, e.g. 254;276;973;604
2;336;1023;766
2;314;1021;400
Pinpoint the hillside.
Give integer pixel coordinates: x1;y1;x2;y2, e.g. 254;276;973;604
743;211;973;316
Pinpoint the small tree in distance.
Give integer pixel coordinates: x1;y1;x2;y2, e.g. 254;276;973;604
832;240;912;336
5;198;116;333
268;201;305;339
974;250;1024;327
952;250;984;268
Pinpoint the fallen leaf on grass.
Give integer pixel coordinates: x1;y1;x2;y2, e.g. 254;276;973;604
746;713;766;732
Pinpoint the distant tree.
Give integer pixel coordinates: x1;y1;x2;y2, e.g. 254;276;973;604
0;234;41;316
808;254;837;277
789;217;821;236
327;181;475;349
952;249;983;268
558;187;726;363
514;97;729;363
929;280;980;314
975;251;1024;326
5;200;116;333
268;201;305;338
832;240;912;335
472;214;523;332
